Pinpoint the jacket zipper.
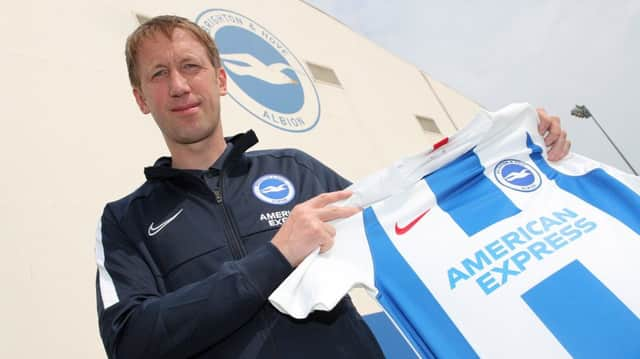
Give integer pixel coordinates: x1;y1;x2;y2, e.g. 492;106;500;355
214;171;272;351
213;173;247;259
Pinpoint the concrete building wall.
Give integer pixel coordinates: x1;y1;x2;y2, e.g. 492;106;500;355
0;0;482;357
423;73;484;130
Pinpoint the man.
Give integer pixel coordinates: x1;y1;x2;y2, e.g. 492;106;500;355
96;15;571;358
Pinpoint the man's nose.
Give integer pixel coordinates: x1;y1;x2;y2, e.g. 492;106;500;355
168;70;190;97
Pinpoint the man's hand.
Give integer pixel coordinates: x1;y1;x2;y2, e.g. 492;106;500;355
271;190;361;267
537;108;572;161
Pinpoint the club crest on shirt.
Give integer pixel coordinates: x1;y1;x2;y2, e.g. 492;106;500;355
252;174;295;205
494;159;542;192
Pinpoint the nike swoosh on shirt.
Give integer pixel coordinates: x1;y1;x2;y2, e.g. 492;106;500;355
394;209;430;235
148;209;184;237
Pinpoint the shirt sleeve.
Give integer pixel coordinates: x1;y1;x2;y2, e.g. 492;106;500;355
96;205;292;359
269;209;377;318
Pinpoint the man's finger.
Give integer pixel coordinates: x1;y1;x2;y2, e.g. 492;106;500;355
319;236;335;254
323;222;337;238
556;140;572;160
544;122;563;146
547;135;567;161
307;190;353;208
537;108;550;135
317;205;361;222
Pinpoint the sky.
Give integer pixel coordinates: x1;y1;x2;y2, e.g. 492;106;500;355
304;0;640;174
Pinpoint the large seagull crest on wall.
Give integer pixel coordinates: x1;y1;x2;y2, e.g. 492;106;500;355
221;53;299;85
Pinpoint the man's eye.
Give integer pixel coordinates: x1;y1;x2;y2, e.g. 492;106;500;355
184;63;200;71
152;70;167;79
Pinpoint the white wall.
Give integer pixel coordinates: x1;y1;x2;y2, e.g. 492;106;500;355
0;0;481;357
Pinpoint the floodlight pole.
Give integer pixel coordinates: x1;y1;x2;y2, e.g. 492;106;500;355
571;105;638;175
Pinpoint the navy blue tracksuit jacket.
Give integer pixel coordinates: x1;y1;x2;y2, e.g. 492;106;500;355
95;131;384;358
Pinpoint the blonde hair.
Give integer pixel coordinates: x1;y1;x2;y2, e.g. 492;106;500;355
125;15;221;88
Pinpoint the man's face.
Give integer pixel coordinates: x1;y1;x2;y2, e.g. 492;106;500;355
133;28;227;147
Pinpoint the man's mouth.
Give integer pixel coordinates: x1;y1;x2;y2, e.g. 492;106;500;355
171;102;200;113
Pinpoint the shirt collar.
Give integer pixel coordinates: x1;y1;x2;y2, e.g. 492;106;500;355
144;130;258;180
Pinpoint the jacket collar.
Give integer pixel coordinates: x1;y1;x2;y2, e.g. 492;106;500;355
144;130;259;180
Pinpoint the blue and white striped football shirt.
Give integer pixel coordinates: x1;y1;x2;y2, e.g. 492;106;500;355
271;103;640;359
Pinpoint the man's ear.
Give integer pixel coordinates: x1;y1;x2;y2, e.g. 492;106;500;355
133;87;150;114
217;67;228;96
